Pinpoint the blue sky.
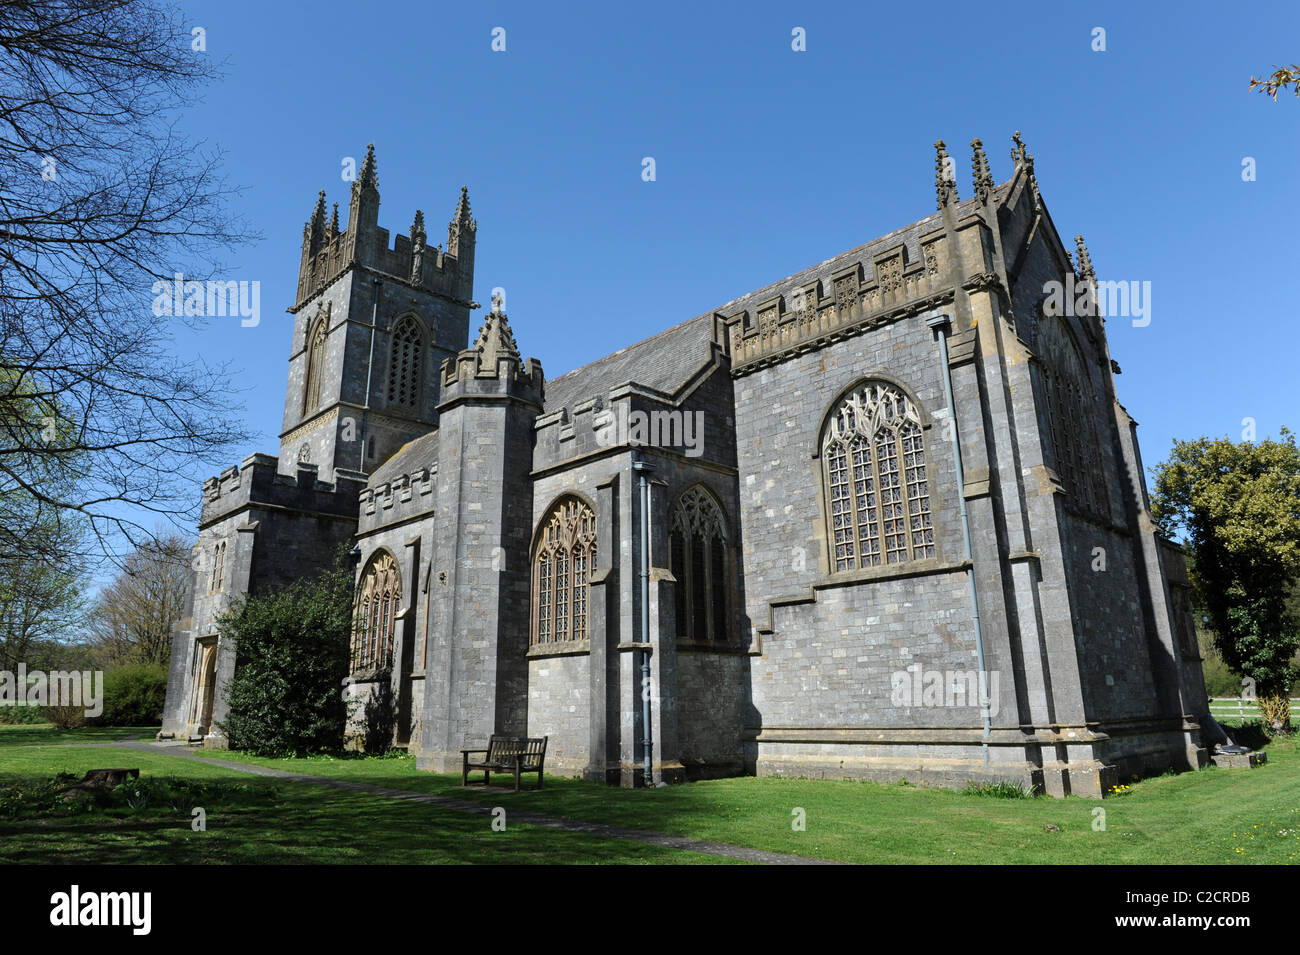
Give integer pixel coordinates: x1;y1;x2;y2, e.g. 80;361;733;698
173;0;1297;487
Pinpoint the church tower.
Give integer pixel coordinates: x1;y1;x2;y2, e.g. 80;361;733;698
418;295;544;772
280;144;477;481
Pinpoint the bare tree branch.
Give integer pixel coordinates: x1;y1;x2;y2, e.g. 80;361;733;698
0;0;257;567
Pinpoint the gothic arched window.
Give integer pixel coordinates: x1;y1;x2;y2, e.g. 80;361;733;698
822;381;935;572
209;541;226;593
352;551;401;673
670;486;731;642
386;315;422;410
1038;316;1108;519
532;497;597;645
303;318;326;416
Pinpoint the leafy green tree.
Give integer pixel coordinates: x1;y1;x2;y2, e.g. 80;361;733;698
1152;429;1300;735
216;551;354;756
0;511;86;672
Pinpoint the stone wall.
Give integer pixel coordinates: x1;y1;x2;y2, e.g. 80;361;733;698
279;270;470;481
161;453;361;744
526;653;589;775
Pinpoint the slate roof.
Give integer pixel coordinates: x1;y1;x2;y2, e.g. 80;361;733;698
367;429;438;489
542;312;716;413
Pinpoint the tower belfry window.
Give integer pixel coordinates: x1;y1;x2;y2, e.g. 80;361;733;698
1038;316;1109;519
209;541;226;593
387;316;422;410
303;319;326;416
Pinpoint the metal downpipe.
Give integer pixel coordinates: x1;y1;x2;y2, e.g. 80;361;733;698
632;454;655;785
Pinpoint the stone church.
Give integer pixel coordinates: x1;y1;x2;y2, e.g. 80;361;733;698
162;136;1212;797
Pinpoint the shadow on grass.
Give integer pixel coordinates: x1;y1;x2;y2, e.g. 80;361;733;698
188;738;1300;865
1222;721;1274;751
0;725;160;747
0;755;726;865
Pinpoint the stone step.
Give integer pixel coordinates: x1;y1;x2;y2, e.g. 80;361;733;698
1210;750;1267;769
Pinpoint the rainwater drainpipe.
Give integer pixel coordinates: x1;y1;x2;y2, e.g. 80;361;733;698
926;314;991;766
359;278;380;470
632;453;655;786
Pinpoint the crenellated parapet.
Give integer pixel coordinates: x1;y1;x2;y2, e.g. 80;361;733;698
293;144;476;310
358;464;437;531
199;452;365;529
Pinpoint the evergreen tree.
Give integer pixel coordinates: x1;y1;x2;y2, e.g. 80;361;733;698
217;550;353;756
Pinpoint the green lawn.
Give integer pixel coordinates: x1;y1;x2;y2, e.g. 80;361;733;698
0;739;726;864
2;725;1296;864
0;724;159;746
190;738;1300;865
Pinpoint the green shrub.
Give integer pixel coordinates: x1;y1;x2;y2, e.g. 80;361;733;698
217;551;353;757
42;702;88;730
88;663;168;726
0;704;47;725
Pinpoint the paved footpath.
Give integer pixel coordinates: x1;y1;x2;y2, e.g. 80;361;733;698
102;740;842;866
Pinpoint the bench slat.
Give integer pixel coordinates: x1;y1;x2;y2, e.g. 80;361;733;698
462;736;548;791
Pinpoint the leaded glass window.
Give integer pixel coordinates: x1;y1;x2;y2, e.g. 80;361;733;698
668;486;731;642
352;551;400;673
1039;317;1109;519
532;498;598;644
822;382;935;571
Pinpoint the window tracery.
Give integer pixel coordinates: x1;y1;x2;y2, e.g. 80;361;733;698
822;382;934;571
532;498;597;644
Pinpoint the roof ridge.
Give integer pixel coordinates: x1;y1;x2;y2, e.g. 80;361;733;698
547;311;713;386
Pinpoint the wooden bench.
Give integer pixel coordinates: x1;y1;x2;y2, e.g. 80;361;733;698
461;735;548;791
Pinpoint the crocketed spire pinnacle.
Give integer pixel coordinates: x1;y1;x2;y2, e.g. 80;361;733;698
452;185;474;228
472;292;521;367
309;190;327;233
971;138;994;205
1010;131;1039;203
357;143;378;190
1011;130;1029;165
1074;234;1095;281
935;140;958;209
